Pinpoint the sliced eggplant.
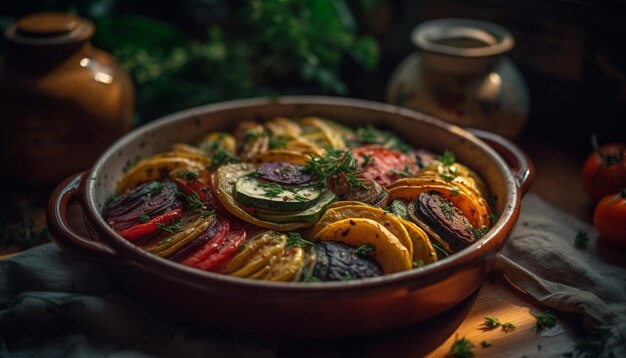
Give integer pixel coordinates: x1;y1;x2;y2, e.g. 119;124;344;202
234;174;322;211
257;161;313;185
106;180;181;231
311;241;382;281
410;191;476;253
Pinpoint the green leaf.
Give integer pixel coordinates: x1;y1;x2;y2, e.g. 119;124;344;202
351;36;379;71
93;14;188;51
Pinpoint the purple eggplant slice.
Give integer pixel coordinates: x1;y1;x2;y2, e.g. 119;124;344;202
106;180;181;231
312;241;382;281
257;161;313;185
413;191;476;252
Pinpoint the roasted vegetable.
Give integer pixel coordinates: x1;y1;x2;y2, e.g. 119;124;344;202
257;161;313;185
312;241;382;281
314;218;412;274
106;181;181;231
105;118;496;283
410;191;482;253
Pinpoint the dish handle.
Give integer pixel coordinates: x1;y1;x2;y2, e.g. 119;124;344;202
468;129;534;195
47;171;123;264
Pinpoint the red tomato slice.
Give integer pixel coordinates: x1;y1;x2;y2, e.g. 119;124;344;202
176;216;231;265
352;146;418;187
172;168;213;203
118;208;183;241
196;222;247;272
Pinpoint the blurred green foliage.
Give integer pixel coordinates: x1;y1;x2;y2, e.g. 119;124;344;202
0;0;379;123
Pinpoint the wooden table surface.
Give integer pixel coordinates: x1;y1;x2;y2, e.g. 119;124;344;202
0;136;599;357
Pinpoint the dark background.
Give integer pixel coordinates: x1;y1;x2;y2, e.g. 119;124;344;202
1;0;625;151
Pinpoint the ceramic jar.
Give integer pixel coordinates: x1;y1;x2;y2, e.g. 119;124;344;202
386;18;529;139
0;12;134;186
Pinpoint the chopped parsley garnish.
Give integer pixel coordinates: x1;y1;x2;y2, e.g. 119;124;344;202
139;214;151;223
488;213;499;224
302;149;365;191
210;149;239;170
575;230;589;249
268;135;289;149
259;182;285;197
243;130;262;142
339;274;354;281
439;200;457;221
356;124;380;144
355;244;375;256
106;194;117;204
152;182;164;194
439;173;456;182
412;260;424;268
156;221;182;234
451;187;460;196
360;153;373;167
200;209;216;218
502;322;517;333
447;335;475;358
436;150;456;166
177;191;208;210
389;165;412;178
466;225;489;239
483;315;501;329
177;169;199;181
286;232;314;248
531;311;558;332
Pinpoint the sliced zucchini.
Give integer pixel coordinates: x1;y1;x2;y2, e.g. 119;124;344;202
255;191;337;224
234;175;322;211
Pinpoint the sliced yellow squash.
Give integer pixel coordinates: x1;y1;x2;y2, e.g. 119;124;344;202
309;204;413;260
314;218;412;274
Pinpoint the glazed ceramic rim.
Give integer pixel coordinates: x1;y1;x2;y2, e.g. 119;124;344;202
4;11;94;46
84;96;520;293
411;18;514;58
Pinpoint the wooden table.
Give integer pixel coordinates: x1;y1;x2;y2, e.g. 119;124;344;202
0;137;596;356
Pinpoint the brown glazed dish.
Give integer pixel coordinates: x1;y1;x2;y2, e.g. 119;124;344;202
47;97;533;337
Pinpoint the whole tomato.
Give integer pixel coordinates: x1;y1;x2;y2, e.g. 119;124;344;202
593;189;626;248
582;141;626;201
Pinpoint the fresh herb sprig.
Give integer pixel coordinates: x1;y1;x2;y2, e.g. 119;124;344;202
302;149;365;191
466;225;489;239
483;315;501;329
437;150;456;166
210;149;239;170
286;232;314;248
447;335;475;358
156;221;182;234
531;311;558;332
575;230;589;249
355;244;375;256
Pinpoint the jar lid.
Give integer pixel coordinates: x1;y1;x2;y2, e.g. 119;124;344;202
4;11;94;46
412;18;514;58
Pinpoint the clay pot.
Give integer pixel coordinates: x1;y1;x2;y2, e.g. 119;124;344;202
47;96;533;337
387;18;529;139
0;12;134;186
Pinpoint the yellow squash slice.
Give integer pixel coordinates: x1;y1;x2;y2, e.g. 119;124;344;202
309;204;413;259
315;218;412;274
116;156;204;194
397;217;437;264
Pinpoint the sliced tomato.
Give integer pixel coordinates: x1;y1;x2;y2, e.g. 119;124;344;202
352;146;419;187
171;168;213;203
196;222;247;271
174;216;230;264
117;208;183;241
